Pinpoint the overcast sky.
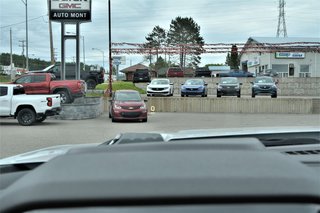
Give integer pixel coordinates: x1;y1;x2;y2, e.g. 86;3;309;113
0;0;319;69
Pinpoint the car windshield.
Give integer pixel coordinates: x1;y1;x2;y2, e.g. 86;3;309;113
220;78;238;84
151;79;169;85
115;92;141;101
254;78;274;83
185;79;203;85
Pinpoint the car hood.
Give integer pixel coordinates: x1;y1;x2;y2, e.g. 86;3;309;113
0;126;318;166
182;85;204;88
0;144;99;166
219;83;239;86
114;100;144;106
254;82;275;86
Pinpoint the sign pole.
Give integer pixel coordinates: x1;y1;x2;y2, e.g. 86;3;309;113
61;23;65;80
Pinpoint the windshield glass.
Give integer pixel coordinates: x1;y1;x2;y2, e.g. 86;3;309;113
115;92;142;101
254;78;274;83
185;79;204;85
151;79;169;85
220;78;238;84
0;1;319;210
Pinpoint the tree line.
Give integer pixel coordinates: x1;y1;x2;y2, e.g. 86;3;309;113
144;16;239;71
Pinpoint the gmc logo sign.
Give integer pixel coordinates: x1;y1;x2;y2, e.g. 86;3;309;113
59;3;81;9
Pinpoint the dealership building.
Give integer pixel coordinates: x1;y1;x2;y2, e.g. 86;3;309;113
240;37;320;77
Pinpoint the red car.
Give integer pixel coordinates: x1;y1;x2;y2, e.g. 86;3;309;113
166;67;184;77
109;90;148;122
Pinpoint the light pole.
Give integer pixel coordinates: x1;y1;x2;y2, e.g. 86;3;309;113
92;48;105;68
21;0;28;71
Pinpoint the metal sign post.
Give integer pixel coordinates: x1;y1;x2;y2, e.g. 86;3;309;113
49;0;92;81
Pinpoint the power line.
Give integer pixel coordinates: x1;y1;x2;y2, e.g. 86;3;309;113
0;14;47;29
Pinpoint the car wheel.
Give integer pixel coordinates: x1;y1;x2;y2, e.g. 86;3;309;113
111;117;116;122
36;115;47;123
109;112;112;118
181;94;184;97
56;90;72;104
86;79;97;90
147;94;150;97
142;118;148;122
17;108;36;126
237;92;241;98
271;93;277;98
252;93;255;98
217;92;221;98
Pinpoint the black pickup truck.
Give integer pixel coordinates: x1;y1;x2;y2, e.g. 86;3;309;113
29;64;105;89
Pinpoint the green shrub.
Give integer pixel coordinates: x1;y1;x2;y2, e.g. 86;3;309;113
0;75;10;82
95;81;146;94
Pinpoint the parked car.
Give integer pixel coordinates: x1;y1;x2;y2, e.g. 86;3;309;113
219;70;254;77
194;67;211;77
133;69;151;83
166;67;184;77
109;90;148;122
181;79;208;97
13;73;86;104
147;78;174;96
251;76;278;98
28;64;104;89
216;77;242;98
259;69;279;77
0;84;61;126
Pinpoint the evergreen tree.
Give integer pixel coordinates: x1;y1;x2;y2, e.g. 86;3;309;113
167;17;204;69
145;26;167;63
229;45;239;70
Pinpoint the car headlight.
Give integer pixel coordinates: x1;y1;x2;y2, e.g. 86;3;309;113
253;85;259;88
140;104;146;109
114;104;122;109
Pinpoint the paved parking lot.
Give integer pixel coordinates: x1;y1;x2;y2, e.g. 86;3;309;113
0;112;319;158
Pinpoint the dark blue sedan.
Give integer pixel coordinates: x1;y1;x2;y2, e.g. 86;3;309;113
219;70;254;77
181;79;208;97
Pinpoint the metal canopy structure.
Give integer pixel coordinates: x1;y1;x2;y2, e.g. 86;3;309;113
111;42;320;55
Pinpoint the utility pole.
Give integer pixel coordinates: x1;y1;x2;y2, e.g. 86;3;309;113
276;0;288;37
10;28;14;81
21;0;29;70
47;0;55;64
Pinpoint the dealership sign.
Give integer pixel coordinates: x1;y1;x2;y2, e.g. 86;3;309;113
49;0;92;22
247;56;260;67
275;52;305;59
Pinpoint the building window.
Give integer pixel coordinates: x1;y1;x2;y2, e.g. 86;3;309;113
272;64;288;78
299;65;310;77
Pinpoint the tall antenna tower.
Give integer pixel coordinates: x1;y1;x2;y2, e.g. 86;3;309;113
276;0;288;37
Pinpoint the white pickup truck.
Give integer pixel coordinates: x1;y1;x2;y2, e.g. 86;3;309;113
0;84;61;126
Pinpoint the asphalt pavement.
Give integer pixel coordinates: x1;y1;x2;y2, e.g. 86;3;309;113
1;112;319;158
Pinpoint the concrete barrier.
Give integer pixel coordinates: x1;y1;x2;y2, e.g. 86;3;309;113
57;97;104;120
104;97;320;114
